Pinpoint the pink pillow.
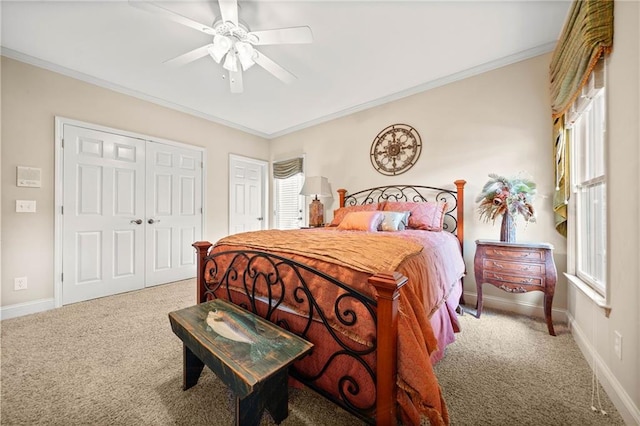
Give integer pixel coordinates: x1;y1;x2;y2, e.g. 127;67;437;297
330;203;381;226
337;211;384;232
384;201;448;231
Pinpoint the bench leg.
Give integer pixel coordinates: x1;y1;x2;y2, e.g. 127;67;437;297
236;369;289;426
264;369;289;424
183;344;205;390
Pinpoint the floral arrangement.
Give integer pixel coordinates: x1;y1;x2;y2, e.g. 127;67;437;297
476;173;537;223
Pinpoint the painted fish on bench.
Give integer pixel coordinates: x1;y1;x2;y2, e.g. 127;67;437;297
206;308;280;344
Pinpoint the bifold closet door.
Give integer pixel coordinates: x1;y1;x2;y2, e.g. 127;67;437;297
145;142;202;287
62;125;146;305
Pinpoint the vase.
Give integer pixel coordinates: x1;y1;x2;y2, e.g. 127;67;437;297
500;213;516;243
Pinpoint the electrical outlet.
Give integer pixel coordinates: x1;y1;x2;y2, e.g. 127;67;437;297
14;277;28;291
613;331;622;360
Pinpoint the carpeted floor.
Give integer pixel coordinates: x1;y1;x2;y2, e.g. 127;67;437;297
0;279;625;425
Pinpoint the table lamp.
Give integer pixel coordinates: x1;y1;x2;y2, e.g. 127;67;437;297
300;176;332;227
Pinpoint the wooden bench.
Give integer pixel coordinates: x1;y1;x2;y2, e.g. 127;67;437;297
169;299;314;425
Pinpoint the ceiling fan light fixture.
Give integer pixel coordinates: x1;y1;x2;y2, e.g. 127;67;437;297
235;41;256;71
223;50;239;72
209;34;232;63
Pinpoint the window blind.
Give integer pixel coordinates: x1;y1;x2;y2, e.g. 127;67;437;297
274;173;304;230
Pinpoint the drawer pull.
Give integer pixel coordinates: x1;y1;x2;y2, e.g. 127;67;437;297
499;284;528;293
491;262;504;268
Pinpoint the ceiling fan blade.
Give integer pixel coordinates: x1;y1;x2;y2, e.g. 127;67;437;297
163;44;213;67
253;51;296;84
229;70;243;93
129;1;215;35
218;0;238;26
249;26;313;45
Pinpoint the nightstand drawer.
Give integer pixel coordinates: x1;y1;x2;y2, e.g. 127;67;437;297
483;270;543;288
482;259;545;275
484;247;543;261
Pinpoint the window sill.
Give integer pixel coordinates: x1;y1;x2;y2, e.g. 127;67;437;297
564;273;611;317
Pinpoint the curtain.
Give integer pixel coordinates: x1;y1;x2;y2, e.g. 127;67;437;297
553;115;569;237
549;0;613;236
273;157;303;179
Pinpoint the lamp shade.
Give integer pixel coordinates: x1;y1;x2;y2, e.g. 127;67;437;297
300;176;332;199
222;50;238;72
208;35;232;63
235;41;256;71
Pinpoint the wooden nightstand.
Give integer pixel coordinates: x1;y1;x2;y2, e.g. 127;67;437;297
474;239;557;336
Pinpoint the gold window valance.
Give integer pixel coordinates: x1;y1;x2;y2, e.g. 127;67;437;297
273;157;304;179
550;0;613;237
550;0;613;119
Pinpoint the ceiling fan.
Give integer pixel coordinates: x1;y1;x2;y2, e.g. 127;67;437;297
130;0;313;93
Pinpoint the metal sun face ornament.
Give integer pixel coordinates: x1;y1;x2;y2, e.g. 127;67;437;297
370;124;422;176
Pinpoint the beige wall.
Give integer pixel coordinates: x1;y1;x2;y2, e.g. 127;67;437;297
270;53;568;316
1;56;269;307
2;2;638;419
567;1;640;423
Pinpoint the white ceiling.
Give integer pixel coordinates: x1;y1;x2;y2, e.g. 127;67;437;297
1;1;570;138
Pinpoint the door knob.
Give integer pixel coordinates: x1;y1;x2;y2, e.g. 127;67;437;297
148;219;160;224
130;219;142;225
257;217;264;221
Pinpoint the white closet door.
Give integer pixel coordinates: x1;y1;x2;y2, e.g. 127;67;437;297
145;141;203;286
62;125;145;304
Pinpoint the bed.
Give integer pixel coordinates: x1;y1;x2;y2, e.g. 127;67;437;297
192;181;466;425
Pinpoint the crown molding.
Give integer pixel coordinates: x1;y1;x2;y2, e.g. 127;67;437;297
2;42;556;140
0;47;270;139
268;41;557;139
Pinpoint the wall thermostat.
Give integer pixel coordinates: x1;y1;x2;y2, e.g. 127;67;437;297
17;166;42;188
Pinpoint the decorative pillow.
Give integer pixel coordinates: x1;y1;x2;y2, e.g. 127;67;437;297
379;211;410;231
330;203;381;226
397;211;411;230
337;211;384;232
384;201;448;231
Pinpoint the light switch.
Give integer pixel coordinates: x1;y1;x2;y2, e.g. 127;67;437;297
16;200;36;213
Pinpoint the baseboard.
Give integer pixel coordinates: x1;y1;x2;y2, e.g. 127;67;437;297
462;291;568;323
0;298;55;320
567;312;640;425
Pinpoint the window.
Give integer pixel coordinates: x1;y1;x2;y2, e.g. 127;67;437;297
272;157;305;230
567;82;606;295
274;173;304;229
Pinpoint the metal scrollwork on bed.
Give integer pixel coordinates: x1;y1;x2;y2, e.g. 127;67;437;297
193;244;405;424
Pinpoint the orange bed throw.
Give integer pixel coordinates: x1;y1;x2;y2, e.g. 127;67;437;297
216;229;451;425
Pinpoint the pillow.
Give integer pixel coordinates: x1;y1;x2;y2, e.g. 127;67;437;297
384;201;448;231
330;203;381;226
397;211;411;229
379;211;410;231
337;211;384;232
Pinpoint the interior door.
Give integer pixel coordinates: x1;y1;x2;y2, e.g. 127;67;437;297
62;125;145;304
145;142;203;286
229;155;266;235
